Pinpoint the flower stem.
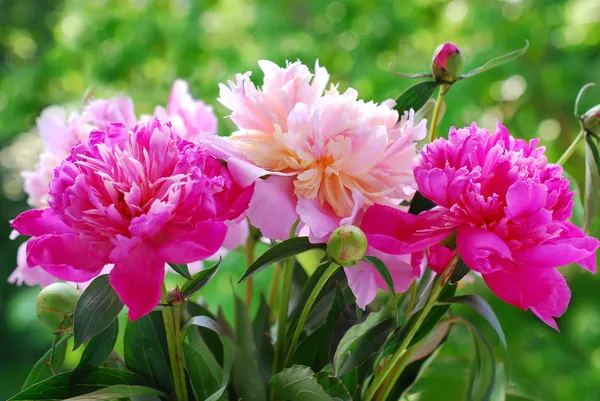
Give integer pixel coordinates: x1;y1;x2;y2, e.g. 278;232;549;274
162;285;188;401
284;262;339;367
364;253;459;401
557;129;585;165
405;281;418;316
245;236;256;309
426;84;450;143
270;257;295;401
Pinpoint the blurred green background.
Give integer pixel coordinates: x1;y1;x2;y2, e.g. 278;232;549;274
1;0;599;400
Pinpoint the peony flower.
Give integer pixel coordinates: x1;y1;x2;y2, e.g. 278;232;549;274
9;242;58;288
154;79;218;141
361;123;600;329
11;118;254;320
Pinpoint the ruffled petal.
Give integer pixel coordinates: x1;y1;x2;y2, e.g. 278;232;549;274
456;226;512;274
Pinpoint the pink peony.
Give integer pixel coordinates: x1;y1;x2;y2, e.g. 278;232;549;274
12;118;254;320
9;242;58;288
154;79;218;141
361;123;600;329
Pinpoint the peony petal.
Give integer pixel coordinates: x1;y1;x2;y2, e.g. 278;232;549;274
506;181;547;218
427;244;457;275
223;219;250;250
344;263;378;309
361;205;455;255
296;196;340;243
27;233;105;282
157;221;228;264
368;247;419;294
11;209;71;237
110;243;165;320
8;241;58;287
456;226;512;274
246;176;298;240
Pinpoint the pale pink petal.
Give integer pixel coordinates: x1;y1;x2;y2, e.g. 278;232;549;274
246;176;298;240
296;196;340;243
368;247;419;293
456;226;512;274
8;242;58;287
223;219;250;250
344;264;377;309
110;244;165;320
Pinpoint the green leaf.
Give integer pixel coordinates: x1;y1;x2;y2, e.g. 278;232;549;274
449;258;470;284
77;319;119;370
361;256;398;319
390;71;434;80
239;237;327;282
168;262;192;280
22;335;70;389
184;302;224;365
394;81;440;116
583;134;600;233
232;293;267;401
574;83;596;117
445;294;507;350
182;315;234;401
566;172;584;228
124;311;173;392
408;191;436;215
315;371;352;401
333;307;394;376
270;365;333;401
73;275;124;350
181;258;222;298
64;385;166;400
9;368;151;400
253;295;274;391
461;41;529;79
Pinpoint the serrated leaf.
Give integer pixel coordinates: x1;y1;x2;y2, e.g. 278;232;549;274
124;312;173;392
583;134;600;233
271;365;332;401
239;237;327;282
408;191;437;215
77;319;119;370
333;307;394;376
73;275;124;350
181;258;222;298
9;368;151;400
168;262;192;280
232;293;267;401
64;385;166;400
461;41;529;79
182;315;234;401
361;256;398;319
394;81;440;116
445;294;507;350
22;335;70;389
574;83;596;117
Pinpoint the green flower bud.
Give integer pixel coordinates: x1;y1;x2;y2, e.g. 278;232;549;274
166;287;185;307
582;104;600;136
36;283;80;334
327;225;368;266
431;42;464;83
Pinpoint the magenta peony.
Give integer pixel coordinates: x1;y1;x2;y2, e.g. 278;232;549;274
361;123;600;328
12;118;253;319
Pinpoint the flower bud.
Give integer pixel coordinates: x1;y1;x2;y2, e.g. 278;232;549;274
431;42;464;83
582;104;600;136
166;287;185;307
327;225;368;266
36;283;80;334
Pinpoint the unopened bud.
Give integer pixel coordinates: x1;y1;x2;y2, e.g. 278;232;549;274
167;287;185;307
582;104;600;135
36;283;79;334
431;42;464;83
327;225;368;266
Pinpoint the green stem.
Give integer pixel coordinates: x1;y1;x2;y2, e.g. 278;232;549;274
364;253;460;401
245;236;256;309
405;281;418;316
270;257;295;401
162;286;188;401
426;84;450;143
284;262;340;367
557;129;585;165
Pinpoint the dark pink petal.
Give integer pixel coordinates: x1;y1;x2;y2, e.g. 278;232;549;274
109;243;165;321
512;222;600;270
11;209;71;237
427;244;457;275
361;205;455;256
157;221;228;264
483;267;570;330
456;226;512;274
506;181;547;218
26;233;105;282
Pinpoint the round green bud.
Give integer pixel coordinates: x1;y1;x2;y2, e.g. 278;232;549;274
431;42;464;83
36;283;80;334
582;104;600;136
327;225;368;266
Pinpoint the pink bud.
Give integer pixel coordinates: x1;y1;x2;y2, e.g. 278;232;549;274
431;42;464;83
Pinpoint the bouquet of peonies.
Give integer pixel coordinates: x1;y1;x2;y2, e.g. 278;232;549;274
7;42;600;401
